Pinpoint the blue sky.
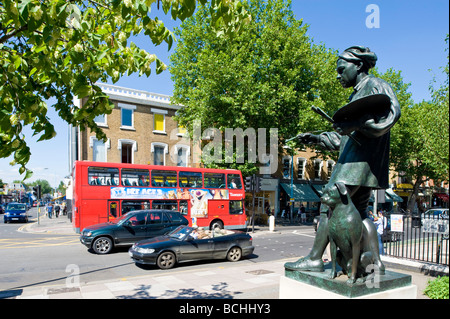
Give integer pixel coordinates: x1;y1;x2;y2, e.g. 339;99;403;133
1;0;448;188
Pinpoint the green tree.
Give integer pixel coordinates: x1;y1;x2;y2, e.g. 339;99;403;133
376;36;449;211
29;179;52;195
0;0;250;179
170;0;348;175
56;180;66;195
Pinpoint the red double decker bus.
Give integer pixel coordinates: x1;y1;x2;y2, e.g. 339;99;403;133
71;161;247;233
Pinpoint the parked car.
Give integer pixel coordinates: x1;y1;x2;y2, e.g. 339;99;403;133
129;225;255;269
80;209;189;254
3;202;28;223
420;208;449;239
420;208;449;220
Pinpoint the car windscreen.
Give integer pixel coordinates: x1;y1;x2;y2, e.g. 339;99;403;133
7;204;26;210
108;212;136;224
168;226;193;240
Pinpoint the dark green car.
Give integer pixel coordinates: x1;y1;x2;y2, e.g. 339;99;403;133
80;209;189;254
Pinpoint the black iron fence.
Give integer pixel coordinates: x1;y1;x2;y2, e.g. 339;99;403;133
383;209;449;266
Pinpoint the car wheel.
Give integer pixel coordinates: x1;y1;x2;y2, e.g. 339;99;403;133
227;247;242;262
92;237;113;254
157;251;176;269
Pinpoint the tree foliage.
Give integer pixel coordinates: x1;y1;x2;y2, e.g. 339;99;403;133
170;0;348;174
375;35;449;211
0;0;250;179
28;178;52;194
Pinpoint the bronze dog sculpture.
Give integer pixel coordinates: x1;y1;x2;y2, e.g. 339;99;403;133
321;182;375;284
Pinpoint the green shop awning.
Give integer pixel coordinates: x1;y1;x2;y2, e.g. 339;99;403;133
280;183;321;202
369;189;403;203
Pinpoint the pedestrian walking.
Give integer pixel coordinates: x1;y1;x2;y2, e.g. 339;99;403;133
373;211;387;255
47;203;53;219
300;205;306;224
55;204;60;218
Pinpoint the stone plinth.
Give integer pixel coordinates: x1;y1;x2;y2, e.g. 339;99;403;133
280;264;417;299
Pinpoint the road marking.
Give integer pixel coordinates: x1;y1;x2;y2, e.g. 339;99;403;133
291;230;316;238
0;237;80;249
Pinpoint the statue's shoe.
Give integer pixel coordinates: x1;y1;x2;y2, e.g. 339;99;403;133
284;256;324;272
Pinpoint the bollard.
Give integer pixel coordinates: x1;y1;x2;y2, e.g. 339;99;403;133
269;215;275;232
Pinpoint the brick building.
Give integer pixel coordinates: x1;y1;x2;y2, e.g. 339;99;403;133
69;83;194;168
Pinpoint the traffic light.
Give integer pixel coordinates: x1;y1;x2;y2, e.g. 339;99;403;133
33;185;41;200
254;176;261;192
245;176;253;192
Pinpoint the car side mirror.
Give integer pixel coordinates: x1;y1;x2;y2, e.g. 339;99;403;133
122;220;131;227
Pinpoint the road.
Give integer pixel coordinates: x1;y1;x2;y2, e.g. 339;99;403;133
0;209;316;293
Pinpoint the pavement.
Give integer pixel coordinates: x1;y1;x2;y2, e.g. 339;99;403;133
4;213;448;299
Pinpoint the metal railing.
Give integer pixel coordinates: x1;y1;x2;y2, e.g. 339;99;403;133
383;210;449;266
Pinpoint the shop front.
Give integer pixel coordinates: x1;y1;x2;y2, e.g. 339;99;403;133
279;182;321;221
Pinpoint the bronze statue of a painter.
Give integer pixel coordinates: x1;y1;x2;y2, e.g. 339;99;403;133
285;46;401;283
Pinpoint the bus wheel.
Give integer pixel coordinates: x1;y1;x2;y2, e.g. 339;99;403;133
92;236;113;254
210;220;223;230
227;247;242;262
157;251;176;269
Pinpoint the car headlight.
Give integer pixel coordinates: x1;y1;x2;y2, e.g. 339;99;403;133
135;247;155;254
83;231;92;237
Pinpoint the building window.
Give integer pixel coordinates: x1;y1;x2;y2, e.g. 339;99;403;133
327;160;335;180
177;148;187;167
297;158;306;180
119;103;136;130
314;159;323;180
118;139;137;164
90;136;110;162
282;156;291;179
94;114;107;127
151;142;168;166
260;154;275;177
152;108;168;134
172;144;190;167
122;144;133;163
154;146;164;165
177;125;187;136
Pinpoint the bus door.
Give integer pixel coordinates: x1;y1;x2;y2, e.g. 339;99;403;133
107;200;120;221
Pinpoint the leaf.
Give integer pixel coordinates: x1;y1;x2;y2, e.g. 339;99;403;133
13;56;22;69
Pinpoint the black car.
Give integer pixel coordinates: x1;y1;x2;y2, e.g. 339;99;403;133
80;209;189;254
129;225;255;269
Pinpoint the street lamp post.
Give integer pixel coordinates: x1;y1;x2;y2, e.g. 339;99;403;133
284;145;294;223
